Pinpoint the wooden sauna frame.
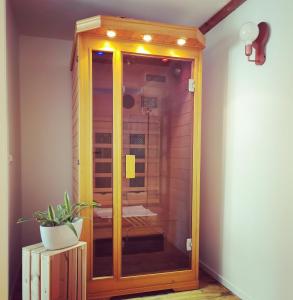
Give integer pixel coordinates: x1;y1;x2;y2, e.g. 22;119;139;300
71;15;205;299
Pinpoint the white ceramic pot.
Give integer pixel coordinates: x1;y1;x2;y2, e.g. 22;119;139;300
40;218;83;250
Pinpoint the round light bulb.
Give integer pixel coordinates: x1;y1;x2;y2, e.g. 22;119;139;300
239;22;259;44
143;34;152;42
107;30;116;38
177;38;186;46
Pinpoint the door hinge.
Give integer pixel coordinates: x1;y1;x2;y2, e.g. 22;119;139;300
77;159;80;166
188;79;195;92
186;238;192;251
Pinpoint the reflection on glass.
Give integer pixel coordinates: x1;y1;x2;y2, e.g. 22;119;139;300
92;51;114;277
122;55;194;276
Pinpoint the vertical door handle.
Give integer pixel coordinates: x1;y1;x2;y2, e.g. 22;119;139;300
126;155;135;179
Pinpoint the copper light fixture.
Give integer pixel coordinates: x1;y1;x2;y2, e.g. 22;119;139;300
240;22;270;65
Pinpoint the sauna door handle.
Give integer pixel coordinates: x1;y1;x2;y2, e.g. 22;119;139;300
126;155;135;179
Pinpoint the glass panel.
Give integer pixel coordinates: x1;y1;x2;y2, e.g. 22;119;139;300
130;134;145;145
135;162;145;173
122;54;193;276
94;148;112;159
95;133;112;144
95;177;112;188
92;51;113;277
129;148;145;158
95;163;112;173
129;177;145;187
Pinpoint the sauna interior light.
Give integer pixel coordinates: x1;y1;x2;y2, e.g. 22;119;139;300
107;30;116;38
177;38;186;46
239;22;270;65
143;34;152;42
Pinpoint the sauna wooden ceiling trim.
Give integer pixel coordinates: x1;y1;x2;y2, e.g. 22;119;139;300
11;0;231;40
75;15;205;50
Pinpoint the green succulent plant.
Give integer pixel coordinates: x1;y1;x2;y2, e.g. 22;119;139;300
17;192;99;237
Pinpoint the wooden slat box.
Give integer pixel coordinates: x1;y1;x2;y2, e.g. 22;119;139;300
22;242;87;300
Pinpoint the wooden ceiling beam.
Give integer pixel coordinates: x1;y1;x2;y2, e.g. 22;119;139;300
199;0;247;34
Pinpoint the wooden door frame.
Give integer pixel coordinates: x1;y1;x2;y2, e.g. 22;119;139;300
79;35;203;299
0;0;9;298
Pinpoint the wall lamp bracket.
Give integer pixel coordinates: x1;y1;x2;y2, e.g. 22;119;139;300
240;22;270;65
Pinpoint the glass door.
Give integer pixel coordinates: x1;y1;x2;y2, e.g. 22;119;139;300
91;51;114;278
121;54;194;276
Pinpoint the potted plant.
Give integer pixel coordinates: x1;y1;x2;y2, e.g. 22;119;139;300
17;192;99;250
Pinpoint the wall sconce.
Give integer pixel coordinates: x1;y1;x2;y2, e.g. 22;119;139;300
239;22;270;65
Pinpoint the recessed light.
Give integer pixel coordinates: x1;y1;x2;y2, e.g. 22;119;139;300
143;34;152;42
107;30;116;38
161;58;169;63
177;38;186;46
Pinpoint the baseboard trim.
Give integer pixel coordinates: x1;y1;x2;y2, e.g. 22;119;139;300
199;260;251;300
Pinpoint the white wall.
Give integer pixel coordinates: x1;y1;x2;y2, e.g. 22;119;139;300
0;0;9;298
200;0;293;299
19;36;73;245
6;0;22;296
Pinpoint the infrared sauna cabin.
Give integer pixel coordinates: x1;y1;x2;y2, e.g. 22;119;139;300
71;15;205;299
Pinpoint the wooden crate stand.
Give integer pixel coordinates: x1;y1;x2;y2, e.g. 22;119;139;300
22;241;87;300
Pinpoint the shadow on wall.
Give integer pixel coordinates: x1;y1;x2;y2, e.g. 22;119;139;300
200;29;240;275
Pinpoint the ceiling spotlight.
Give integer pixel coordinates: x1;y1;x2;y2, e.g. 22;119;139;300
177;38;186;46
161;58;169;63
107;30;116;38
143;34;152;42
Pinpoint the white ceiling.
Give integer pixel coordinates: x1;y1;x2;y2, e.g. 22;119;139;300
11;0;230;40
